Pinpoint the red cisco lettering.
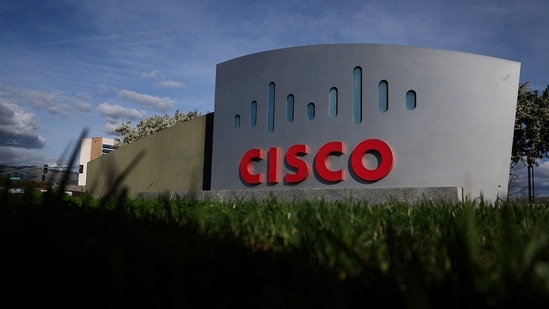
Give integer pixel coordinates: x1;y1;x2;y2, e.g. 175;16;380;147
240;139;393;186
239;148;264;184
268;147;281;184
351;139;393;181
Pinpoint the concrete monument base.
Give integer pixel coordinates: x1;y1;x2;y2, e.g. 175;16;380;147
198;187;463;204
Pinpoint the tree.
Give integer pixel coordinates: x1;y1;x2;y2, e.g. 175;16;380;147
114;109;201;147
511;82;549;166
510;82;549;201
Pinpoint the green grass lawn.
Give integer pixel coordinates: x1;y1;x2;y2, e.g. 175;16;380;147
2;187;549;307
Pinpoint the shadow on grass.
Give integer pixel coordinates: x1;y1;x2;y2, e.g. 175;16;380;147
0;196;404;307
0;131;399;307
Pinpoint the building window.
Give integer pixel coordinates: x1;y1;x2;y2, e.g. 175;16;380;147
307;103;315;120
379;80;388;112
101;143;117;155
287;94;294;122
353;67;362;124
329;87;338;117
406;90;417;110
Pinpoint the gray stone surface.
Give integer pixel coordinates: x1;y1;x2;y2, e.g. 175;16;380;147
198;187;463;204
211;44;520;201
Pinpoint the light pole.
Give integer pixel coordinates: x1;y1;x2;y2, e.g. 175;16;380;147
527;155;535;204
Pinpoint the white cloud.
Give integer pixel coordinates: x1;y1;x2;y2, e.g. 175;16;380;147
118;89;174;112
46;103;71;117
18;88;69;117
0;102;46;148
156;80;185;89
75;101;93;112
0;86;79;117
97;84;110;94
71;92;93;112
98;102;144;120
98;102;145;134
140;70;185;89
103;122;122;134
140;69;161;79
26;89;73;117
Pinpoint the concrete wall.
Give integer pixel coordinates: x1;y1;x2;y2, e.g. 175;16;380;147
86;114;212;197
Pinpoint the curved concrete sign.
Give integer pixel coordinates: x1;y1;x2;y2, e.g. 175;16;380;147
210;44;520;200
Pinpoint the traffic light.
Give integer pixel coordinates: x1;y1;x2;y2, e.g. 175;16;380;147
42;175;46;182
43;164;48;174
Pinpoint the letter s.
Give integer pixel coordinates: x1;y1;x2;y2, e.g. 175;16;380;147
285;144;309;183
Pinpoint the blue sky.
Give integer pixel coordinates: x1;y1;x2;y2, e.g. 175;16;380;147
1;0;548;196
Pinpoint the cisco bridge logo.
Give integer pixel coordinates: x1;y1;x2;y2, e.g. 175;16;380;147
232;67;418;133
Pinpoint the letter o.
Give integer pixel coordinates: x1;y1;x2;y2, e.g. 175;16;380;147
351;139;393;181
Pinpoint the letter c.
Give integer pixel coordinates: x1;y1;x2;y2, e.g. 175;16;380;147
240;148;264;185
315;141;345;182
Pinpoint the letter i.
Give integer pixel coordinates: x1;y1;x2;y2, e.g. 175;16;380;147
268;147;281;183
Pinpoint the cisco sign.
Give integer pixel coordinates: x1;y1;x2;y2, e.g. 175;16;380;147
240;139;393;185
210;44;520;200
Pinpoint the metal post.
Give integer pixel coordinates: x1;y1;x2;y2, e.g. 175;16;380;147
528;163;532;203
527;163;535;204
532;164;535;204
